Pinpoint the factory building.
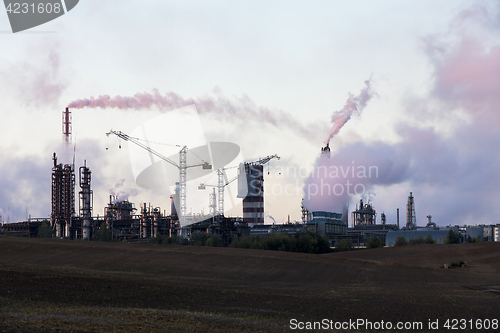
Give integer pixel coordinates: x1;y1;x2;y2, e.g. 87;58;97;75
250;222;306;237
307;211;347;237
180;216;249;246
386;228;454;246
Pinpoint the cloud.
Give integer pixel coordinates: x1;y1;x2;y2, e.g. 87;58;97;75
304;4;500;226
0;48;68;108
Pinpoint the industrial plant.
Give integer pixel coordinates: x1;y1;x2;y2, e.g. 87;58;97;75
1;108;500;247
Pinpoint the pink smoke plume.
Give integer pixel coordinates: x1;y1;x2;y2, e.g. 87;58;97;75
67;89;324;142
323;79;374;145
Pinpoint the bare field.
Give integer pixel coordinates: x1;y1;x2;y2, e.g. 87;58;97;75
0;236;499;332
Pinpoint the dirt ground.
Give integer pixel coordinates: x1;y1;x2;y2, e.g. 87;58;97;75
0;236;499;332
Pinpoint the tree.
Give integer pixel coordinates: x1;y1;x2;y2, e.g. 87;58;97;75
424;234;436;244
444;229;460;244
37;220;52;238
96;222;112;241
366;236;385;249
394;236;408;246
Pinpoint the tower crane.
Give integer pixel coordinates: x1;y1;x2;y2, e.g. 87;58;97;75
248;154;280;166
198;167;239;215
106;130;212;225
199;154;280;216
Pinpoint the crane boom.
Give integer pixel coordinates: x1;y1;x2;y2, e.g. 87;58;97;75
106;129;211;225
107;130;179;167
249;154;280;166
199;154;279;216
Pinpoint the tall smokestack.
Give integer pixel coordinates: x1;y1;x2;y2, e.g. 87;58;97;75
397;208;399;228
63;107;72;145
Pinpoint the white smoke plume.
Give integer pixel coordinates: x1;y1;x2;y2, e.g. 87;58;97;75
0;208;11;223
324;79;374;145
67;89;324;142
109;178;138;202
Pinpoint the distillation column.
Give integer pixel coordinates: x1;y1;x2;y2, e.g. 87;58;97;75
79;161;93;239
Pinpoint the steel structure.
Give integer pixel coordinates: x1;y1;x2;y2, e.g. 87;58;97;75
199;167;239;216
406;192;417;230
351;199;376;228
51;152;75;238
79;161;93;239
106;130;211;225
63;107;72;144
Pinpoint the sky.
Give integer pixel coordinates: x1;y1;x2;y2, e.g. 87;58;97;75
1;0;499;227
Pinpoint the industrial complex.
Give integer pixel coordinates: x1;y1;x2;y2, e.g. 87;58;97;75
1;108;500;247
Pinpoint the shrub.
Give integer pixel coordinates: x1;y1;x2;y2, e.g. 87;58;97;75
165;235;180;245
295;232;330;254
205;236;221;247
444;229;460;244
96;222;112;241
37;220;52;238
366;236;385;249
148;235;167;244
394;236;408;246
336;238;353;252
229;232;330;254
189;232;210;246
408;236;425;245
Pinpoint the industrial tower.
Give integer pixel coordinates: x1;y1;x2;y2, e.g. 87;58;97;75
79;161;92;239
406;192;417;230
237;155;280;226
63;107;72;145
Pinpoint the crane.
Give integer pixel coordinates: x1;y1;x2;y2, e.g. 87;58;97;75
248;154;280;166
199;154;280;216
198;167;239;215
106;130;212;225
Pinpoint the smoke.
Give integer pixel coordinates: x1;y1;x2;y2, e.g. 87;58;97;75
109;178;138;202
0;208;12;223
67;89;324;142
303;142;410;213
0;49;67;108
304;4;500;226
323;79;374;145
0;154;52;223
